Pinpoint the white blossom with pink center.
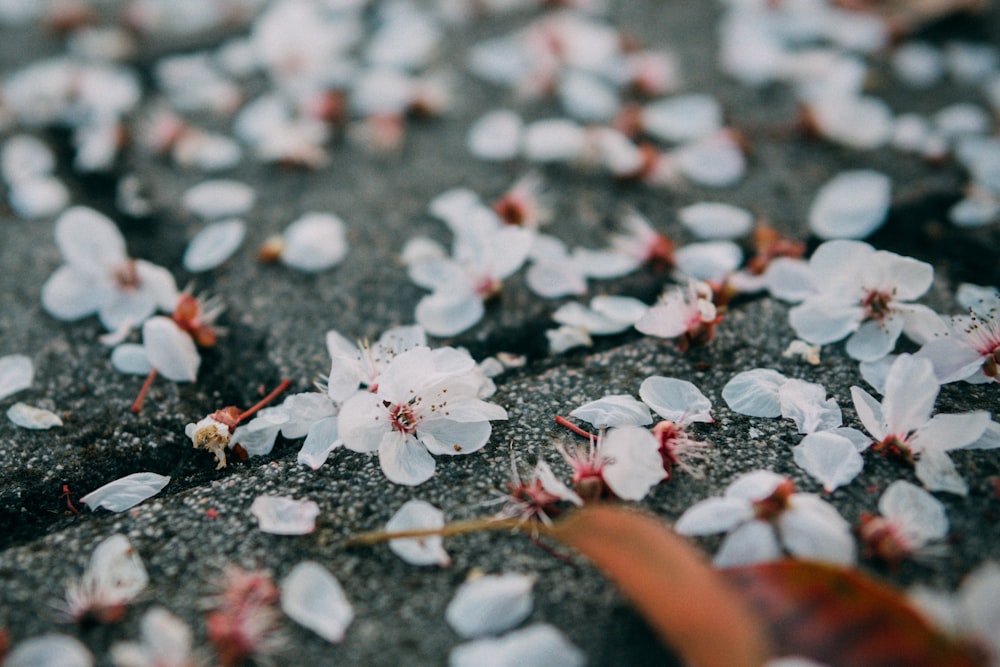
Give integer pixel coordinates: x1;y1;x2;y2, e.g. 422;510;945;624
788;240;937;361
338;346;507;485
675;470;856;567
850;354;995;495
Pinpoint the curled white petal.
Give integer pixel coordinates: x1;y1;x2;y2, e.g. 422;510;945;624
792;432;864;492
79;473;169;512
570;395;652;428
639;376;712;424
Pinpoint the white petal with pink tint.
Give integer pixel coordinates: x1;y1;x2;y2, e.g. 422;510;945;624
386;499;450;567
281;561;354;644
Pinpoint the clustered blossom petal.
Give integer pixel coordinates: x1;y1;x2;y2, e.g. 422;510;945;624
635;279;722;351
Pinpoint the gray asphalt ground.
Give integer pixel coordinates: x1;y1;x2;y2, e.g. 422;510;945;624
0;2;998;666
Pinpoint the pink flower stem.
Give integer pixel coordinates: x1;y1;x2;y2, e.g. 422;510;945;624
130;368;158;413
554;415;596;440
237;379;292;423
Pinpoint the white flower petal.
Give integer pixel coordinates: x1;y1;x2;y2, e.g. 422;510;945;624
79;534;148;607
182;219;246;272
142;317;199;383
721;369;788;418
762;258;818;303
231;418;283;457
250;495;320;535
879;480;948;547
446;573;535;639
551;302;633;336
386;499;450;567
590;296;649;325
559;69;620;123
55;206;127;275
522;119;586;163
525;259;587;299
40;266;106;322
600;426;666;501
7;402;62;429
714;520;782;567
281;561;354;644
297;417;341;470
916;339;987;384
779;495;856;564
416;290;485;338
725;470;786;501
467;110;523;161
809;170;891;239
79;472;170;512
678;202;753;240
779;379;842;434
379;433;436;486
418;418;492;456
674;241;742;282
0;354;33;401
280;213;348;272
639;376;712;424
111;344;153;376
674;497;754;536
789;299;864;345
850;386;887;441
792;432;864;492
641;94;723;143
7;635;93;667
845;315;904;362
882;354;938;434
449;623;584;667
912;412;991;453
672;131;746;187
182;179;255;219
570;395;652;428
547;325;592;354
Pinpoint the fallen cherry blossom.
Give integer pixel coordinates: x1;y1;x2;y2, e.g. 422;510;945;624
6;634;93;667
182;179;255;220
182;219;246;273
792;431;865;492
110;606;196;667
808;170;891;240
259;212;348;272
859;480;949;565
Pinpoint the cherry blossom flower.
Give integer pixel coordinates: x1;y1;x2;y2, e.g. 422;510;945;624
324;324;427;403
850;354;993;495
640;376;714;479
608;207;675;269
205;567;283;667
41;206;178;332
674;470;856;567
64;534;148;624
491;172;552;229
280;562;354;644
859;480;949;565
554;425;666;502
338;345;508;485
788;240;937;361
110;606;198;667
492;455;582;528
634;280;722;351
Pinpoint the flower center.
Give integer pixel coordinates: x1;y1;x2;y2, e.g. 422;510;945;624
753;478;795;521
861;289;893;322
872;434;913;462
388;402;419;435
113;260;141;290
475;275;502;300
858;512;911;564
